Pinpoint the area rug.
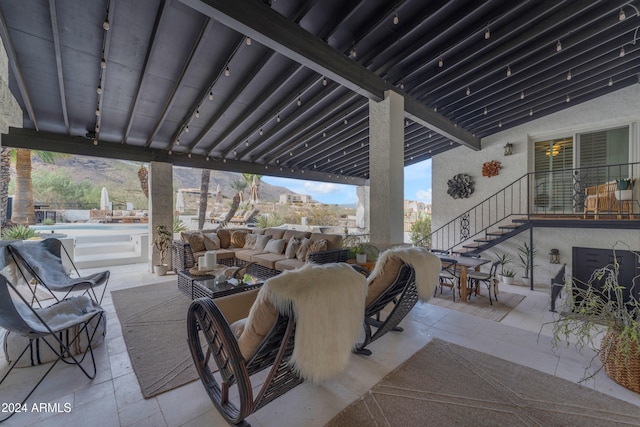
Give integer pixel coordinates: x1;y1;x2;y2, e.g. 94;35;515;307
428;289;524;322
111;281;199;398
326;338;640;426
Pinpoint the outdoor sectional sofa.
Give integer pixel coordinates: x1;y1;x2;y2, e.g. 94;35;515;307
171;227;348;279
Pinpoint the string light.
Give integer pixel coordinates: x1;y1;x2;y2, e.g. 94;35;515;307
245;140;249;146
297;96;302;106
393;12;399;25
620;8;626;20
438;55;444;67
483;107;488;115
276;114;281;122
259;128;263;136
400;81;404;89
499;121;503;128
556;40;562;52
506;66;512;77
609;77;614;86
322;76;327;86
100;58;106;69
566;94;571;102
466;87;471;96
185;124;189;133
520;91;525;100
566;70;572;80
97;85;102;94
93;138;98;145
620;46;625;57
208;91;214;101
529;108;534;116
246;36;252;45
343;117;348;124
195;109;200;118
103;19;110;31
351;48;357;58
484;26;490;40
95;108;100;116
225;67;230;76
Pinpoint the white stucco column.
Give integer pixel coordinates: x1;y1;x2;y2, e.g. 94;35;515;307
369;90;404;246
149;161;173;271
355;185;369;230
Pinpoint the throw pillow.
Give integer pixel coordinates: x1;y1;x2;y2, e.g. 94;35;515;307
243;234;258;249
254;234;272;250
264;238;286;255
305;239;328;261
230;230;249;248
188;233;206;252
217;229;231;249
296;238;312;261
203;233;220;250
285;237;300;259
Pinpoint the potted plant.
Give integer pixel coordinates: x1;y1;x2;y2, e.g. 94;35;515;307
517;242;537;286
153;224;172;276
547;252;640;393
501;268;516;286
355;243;367;264
493;251;513;285
615;178;635;201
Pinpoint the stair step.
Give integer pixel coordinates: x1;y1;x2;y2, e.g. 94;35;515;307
462;243;487;249
498;224;522;230
473;237;495;243
486;230;511;236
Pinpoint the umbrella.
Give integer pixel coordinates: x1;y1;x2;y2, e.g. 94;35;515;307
215;184;223;205
248;175;259;206
176;189;185;213
100;187;111;210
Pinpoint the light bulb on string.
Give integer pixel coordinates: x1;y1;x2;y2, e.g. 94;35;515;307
506;66;511;77
103;19;110;30
620;46;625;57
556;40;562;52
393;12;399;25
322;76;327;86
620;9;626;21
246;36;252;45
609;77;614;86
466;87;471;96
567;70;572;80
520;91;525;100
225;67;230;76
195;109;200;118
208;91;214;100
566;94;571;102
438;55;444;67
484;26;490;40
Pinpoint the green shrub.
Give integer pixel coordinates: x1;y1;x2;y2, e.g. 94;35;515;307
410;214;432;246
42;218;56;225
2;224;41;240
173;217;187;233
255;213;285;229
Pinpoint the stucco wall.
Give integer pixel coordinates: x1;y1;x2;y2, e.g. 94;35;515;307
432;84;640;285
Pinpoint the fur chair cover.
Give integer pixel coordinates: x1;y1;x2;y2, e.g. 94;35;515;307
255;262;366;383
368;247;441;301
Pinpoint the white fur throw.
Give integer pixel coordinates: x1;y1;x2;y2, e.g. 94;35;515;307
368;247;442;301
257;262;366;383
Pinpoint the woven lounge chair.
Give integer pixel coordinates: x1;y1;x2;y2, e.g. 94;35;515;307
354;247;441;356
8;238;110;306
0;274;104;422
187;263;366;426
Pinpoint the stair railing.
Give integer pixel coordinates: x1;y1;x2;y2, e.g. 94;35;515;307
417;161;639;252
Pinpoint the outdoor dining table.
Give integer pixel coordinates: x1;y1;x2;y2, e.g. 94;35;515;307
435;254;491;303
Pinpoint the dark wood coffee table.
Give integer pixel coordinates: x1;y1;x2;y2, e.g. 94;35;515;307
178;269;262;300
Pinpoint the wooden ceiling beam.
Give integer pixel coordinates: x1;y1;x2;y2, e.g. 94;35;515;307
179;0;480;150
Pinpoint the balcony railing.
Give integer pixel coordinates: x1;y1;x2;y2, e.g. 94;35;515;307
420;162;639;252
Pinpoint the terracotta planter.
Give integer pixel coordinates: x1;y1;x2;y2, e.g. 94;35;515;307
600;330;640;393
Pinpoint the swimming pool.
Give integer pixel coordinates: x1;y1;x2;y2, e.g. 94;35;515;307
32;223;149;231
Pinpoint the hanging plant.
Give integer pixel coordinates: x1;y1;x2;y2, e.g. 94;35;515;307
447;174;474;199
482;160;502;177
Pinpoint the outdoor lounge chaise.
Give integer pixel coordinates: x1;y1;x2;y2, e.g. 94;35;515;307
8;238;110;306
187;263;366;426
353;246;441;356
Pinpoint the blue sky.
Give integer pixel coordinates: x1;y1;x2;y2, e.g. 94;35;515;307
262;159;432;205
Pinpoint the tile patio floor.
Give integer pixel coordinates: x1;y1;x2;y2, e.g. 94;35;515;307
2;262;640;426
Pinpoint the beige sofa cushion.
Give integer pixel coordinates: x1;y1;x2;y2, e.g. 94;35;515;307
234;295;278;360
282;230;311;241
263;228;286;239
274;258;305;272
254;234;272;250
217;229;232;249
230;230;249;248
285;237;300;259
243;234;258;249
296;238;312;261
310;233;342;250
188;233;206;252
306;239;327;261
252;253;287;270
366;257;404;306
235;249;264;263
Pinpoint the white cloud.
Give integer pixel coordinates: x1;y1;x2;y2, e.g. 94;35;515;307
416;189;432;203
303;182;340;194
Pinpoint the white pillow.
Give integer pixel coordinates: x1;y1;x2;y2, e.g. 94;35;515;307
264;239;286;255
254;234;272;250
285;237;300;259
203;233;220;250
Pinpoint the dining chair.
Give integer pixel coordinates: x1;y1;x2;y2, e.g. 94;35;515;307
436;257;460;302
467;261;501;305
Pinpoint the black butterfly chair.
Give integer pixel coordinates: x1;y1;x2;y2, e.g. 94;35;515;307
0;274;104;422
8;238;109;307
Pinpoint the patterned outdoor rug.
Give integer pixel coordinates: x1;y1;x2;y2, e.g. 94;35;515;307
428;288;524;321
326;338;640;426
112;281;198;398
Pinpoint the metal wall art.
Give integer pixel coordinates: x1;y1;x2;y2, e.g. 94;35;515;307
482;160;502;177
447;174;474;199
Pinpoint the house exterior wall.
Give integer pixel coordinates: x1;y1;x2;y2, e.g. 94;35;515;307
432;85;640;285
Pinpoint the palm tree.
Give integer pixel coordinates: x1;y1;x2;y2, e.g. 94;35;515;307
10;149;60;225
0;147;11;228
197;169;210;230
137;164;149;199
231;178;247;203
